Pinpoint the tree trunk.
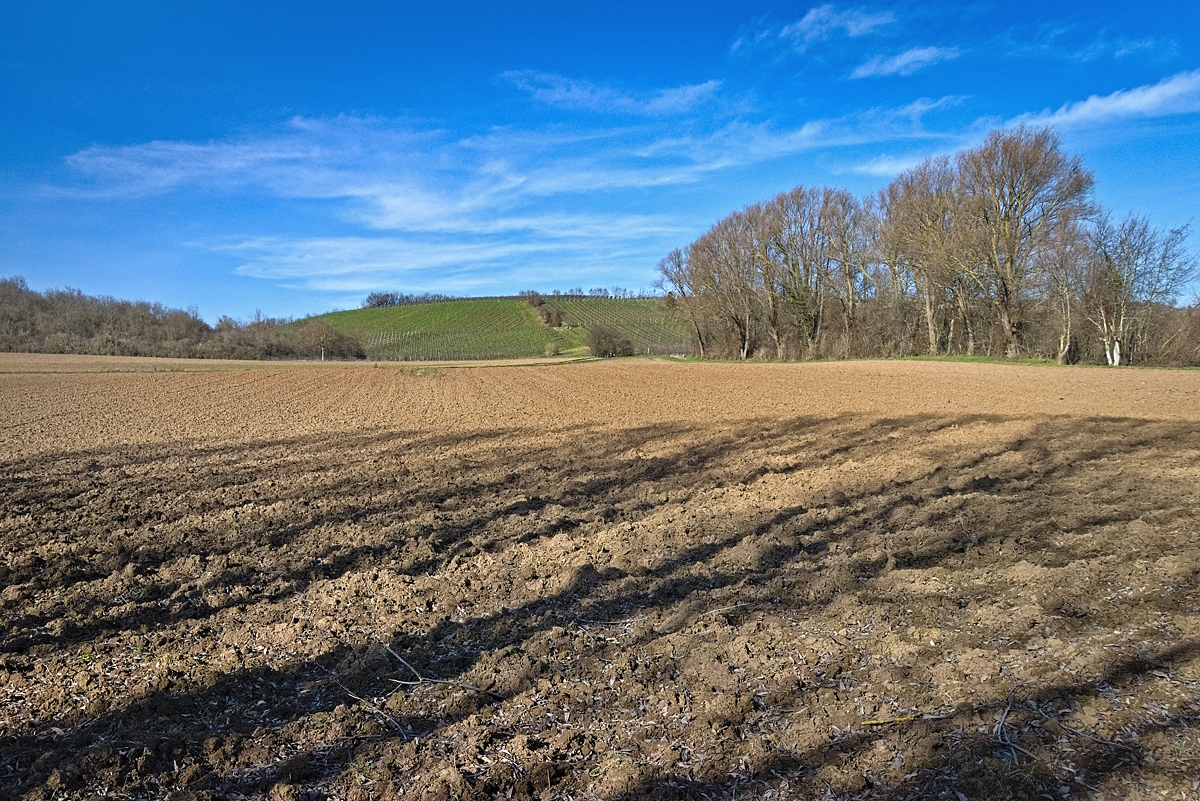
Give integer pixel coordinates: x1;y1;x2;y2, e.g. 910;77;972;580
813;289;825;359
843;271;856;359
955;288;975;356
922;272;938;356
998;307;1019;359
690;318;706;359
1056;298;1072;366
733;311;752;360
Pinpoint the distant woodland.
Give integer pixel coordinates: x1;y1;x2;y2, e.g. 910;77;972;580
0;277;365;360
658;126;1200;366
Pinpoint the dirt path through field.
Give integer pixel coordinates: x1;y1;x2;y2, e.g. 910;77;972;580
1;357;1198;800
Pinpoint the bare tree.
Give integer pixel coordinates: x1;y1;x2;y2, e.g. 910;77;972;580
744;202;790;359
1084;214;1197;366
886;157;961;356
1039;212;1087;364
691;213;759;359
824;188;876;357
869;186;921;355
957;126;1094;358
870;188;906;304
652;126;1198;367
656;248;709;358
773;186;830;359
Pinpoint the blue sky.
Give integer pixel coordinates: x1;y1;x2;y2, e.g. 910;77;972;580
2;1;1199;321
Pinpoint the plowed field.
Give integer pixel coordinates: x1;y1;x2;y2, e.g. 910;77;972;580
1;355;1198;801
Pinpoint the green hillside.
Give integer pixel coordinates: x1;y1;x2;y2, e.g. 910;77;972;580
316;296;694;361
319;299;582;360
541;297;694;355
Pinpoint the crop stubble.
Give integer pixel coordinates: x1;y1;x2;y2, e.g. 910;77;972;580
1;355;1198;800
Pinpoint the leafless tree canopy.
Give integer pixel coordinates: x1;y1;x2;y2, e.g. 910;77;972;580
659;126;1199;366
0;277;366;360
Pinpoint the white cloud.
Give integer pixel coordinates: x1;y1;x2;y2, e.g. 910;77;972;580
1005;24;1177;64
1109;37;1170;60
61;103;950;208
216;236;552;280
1016;70;1200;128
503;71;720;115
729;16;776;55
208;231;673;293
61;117;438;199
851;46;959;78
781;4;895;50
63;139;312;196
633;96;957;167
851;154;926;176
732;4;894;57
59;101;961;292
62;98;961;208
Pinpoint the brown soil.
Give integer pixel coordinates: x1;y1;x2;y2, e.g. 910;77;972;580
1;355;1198;800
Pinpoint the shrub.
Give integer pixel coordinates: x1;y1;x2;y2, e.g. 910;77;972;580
363;291;457;308
587;325;634;358
289;319;367;359
364;291;402;308
520;290;545;307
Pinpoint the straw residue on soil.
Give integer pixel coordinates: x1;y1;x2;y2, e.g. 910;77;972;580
1;356;1198;800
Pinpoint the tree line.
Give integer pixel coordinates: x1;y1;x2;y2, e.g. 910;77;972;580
0;277;365;360
362;288;645;309
658;126;1199;366
363;291;460;308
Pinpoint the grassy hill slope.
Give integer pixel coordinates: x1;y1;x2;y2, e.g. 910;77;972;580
318;297;693;361
540;297;694;355
320;299;581;360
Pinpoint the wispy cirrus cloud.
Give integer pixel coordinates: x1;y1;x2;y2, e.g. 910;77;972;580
1004;24;1178;63
849;153;927;176
210;235;645;291
782;4;895;50
732;4;895;56
57;97;962;292
616;96;958;180
60;117;439;199
1014;69;1200;128
57;117;719;290
846;71;1200;179
852;46;960;78
503;71;720;115
62;97;954;205
63;139;319;197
